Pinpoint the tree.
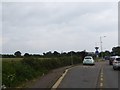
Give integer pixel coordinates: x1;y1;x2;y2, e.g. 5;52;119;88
53;51;60;57
79;51;87;60
104;50;111;56
2;54;15;58
68;51;76;56
60;52;67;57
43;51;53;57
24;53;30;57
14;51;21;57
112;46;120;56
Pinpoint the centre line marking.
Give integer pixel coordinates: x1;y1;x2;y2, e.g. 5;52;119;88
100;78;103;81
100;83;103;87
99;66;104;88
100;74;103;78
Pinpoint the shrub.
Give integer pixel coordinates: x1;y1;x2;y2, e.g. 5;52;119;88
2;56;82;87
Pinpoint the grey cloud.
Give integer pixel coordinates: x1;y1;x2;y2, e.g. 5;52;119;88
2;2;118;54
3;2;115;27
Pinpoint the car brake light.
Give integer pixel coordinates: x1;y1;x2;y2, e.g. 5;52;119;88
113;61;118;63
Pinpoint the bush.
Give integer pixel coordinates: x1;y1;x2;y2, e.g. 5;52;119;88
2;62;16;87
2;56;82;87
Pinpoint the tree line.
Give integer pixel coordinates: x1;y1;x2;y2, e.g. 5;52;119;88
1;46;120;59
1;50;88;60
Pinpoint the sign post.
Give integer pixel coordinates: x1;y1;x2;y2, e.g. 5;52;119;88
95;47;99;58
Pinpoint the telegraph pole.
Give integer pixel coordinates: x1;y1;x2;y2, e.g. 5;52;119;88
100;36;106;59
71;51;73;65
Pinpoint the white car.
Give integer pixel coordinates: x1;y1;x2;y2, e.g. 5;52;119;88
83;56;95;65
112;56;120;70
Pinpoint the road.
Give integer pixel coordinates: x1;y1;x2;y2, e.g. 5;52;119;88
57;60;119;89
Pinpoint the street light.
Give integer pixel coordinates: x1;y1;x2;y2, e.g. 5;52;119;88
100;36;106;59
71;51;73;65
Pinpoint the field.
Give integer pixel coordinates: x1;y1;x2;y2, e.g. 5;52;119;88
2;58;23;62
2;58;51;62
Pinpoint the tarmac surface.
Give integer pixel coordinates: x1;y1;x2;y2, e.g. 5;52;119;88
25;66;72;88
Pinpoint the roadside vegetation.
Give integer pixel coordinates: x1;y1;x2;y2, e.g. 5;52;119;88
2;51;85;88
2;46;120;88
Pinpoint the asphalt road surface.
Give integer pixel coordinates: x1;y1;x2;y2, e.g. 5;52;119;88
58;60;119;89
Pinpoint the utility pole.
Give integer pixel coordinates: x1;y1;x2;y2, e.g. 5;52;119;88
71;51;73;65
100;36;106;60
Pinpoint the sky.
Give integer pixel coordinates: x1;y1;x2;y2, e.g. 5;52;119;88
1;0;119;54
118;2;120;46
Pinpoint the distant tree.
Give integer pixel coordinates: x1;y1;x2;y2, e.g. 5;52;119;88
104;50;111;56
60;52;67;57
14;51;21;57
53;51;60;57
68;51;76;56
24;53;30;57
2;54;15;58
32;54;41;58
43;51;53;57
79;51;87;60
99;51;110;58
112;46;120;56
76;52;81;56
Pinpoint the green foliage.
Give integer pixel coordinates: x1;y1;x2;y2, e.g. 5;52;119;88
2;58;22;62
2;56;82;88
14;51;21;57
2;48;120;88
112;46;120;56
2;54;15;58
2;62;16;87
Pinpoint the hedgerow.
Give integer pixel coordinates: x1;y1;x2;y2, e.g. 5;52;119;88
2;56;82;87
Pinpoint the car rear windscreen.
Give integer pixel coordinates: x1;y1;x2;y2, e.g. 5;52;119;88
85;58;91;59
116;58;120;61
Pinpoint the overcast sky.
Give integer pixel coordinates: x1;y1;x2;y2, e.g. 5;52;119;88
2;1;118;54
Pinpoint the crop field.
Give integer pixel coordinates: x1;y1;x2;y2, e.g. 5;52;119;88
2;58;23;62
2;58;51;62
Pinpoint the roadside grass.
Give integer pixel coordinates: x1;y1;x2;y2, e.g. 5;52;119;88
2;56;82;88
0;58;2;87
95;58;105;62
2;60;48;87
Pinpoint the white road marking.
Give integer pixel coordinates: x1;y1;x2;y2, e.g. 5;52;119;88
99;67;104;88
100;78;103;81
101;72;103;75
100;83;103;87
100;74;103;78
52;69;68;89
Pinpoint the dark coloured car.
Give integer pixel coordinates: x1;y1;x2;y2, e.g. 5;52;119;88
109;56;116;65
113;56;120;70
104;56;110;60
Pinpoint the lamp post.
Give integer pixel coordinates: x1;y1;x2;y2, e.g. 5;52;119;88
71;51;73;65
100;36;106;59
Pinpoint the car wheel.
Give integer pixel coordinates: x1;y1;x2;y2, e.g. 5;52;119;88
113;67;117;70
109;62;112;65
92;64;95;65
